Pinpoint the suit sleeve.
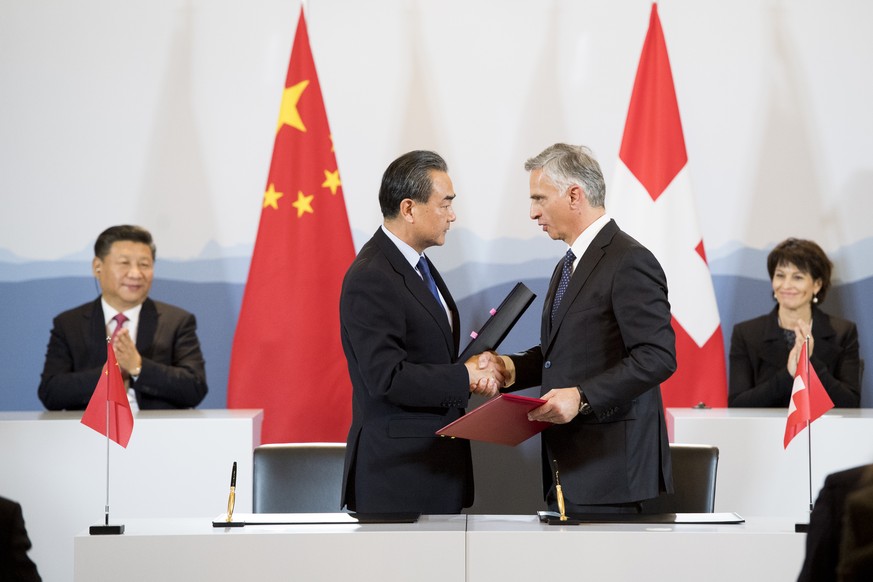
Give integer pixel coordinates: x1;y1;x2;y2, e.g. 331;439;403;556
581;246;676;410
507;346;544;391
341;267;470;409
0;498;42;582
38;316;103;410
797;470;860;582
133;311;207;408
811;322;861;407
728;323;793;407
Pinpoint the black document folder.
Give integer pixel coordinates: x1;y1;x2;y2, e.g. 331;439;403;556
456;282;536;363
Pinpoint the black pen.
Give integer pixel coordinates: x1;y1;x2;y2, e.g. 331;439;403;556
226;461;237;523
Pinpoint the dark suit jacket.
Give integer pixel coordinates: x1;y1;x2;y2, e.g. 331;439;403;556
38;297;208;410
837;468;873;581
728;307;860;408
509;220;676;506
0;497;42;582
340;228;473;514
797;464;873;582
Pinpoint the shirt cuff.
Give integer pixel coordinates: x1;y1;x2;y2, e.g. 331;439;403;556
499;355;517;388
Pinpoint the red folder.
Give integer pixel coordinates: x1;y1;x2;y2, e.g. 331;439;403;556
436;394;550;446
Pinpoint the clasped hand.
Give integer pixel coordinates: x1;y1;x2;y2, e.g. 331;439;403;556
465;352;506;397
786;319;814;377
112;328;143;377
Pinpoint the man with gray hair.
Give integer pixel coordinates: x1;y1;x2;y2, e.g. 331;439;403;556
488;143;677;514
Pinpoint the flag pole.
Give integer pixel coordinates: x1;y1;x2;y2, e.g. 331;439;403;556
104;401;110;526
806;335;814;513
90;338;125;535
797;335;813;533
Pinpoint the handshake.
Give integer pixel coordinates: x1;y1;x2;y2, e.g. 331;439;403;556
464;352;508;397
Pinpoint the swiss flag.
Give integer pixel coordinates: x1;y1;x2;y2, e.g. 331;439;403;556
784;342;834;448
227;7;355;443
607;3;727;407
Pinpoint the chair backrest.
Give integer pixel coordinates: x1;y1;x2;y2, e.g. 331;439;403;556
640;443;719;514
252;443;347;513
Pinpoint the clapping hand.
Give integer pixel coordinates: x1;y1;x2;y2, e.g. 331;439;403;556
787;319;814;376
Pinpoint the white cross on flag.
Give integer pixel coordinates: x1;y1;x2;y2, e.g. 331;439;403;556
607;3;727;407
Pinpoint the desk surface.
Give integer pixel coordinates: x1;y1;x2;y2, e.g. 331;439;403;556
74;514;806;582
75;515;467;582
468;515;805;581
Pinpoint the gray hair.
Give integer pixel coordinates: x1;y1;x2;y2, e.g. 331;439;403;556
524;143;606;208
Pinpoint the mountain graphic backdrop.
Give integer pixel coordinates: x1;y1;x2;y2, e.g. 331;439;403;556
3;230;872;411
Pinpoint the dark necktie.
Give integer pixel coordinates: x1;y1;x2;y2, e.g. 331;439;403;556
551;249;576;321
110;313;128;341
417;256;441;305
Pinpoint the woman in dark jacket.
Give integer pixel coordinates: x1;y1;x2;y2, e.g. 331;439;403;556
729;238;860;407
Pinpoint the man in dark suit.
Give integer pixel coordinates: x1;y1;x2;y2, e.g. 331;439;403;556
489;143;676;513
796;464;873;582
39;225;207;410
0;496;42;582
340;150;502;514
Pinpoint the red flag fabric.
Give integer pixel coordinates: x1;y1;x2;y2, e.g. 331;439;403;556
608;3;728;408
784;343;835;448
227;7;355;444
81;342;134;448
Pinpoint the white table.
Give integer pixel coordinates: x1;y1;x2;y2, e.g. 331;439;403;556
0;409;262;582
73;514;806;582
75;515;467;582
466;515;806;581
667;408;873;518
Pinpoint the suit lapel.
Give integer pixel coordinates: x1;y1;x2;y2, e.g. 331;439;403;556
428;259;461;353
374;230;455;355
758;308;791;368
543;221;616;352
542;260;563;341
86;298;106;354
137;298;158;357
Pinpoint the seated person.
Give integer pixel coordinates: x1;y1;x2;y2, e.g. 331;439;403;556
0;496;42;582
729;238;860;407
837;467;873;581
797;464;873;582
39;225;207;410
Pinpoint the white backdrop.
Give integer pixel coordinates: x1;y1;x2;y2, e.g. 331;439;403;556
2;0;871;269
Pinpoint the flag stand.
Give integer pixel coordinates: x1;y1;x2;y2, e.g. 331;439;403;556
794;418;813;533
90;400;124;535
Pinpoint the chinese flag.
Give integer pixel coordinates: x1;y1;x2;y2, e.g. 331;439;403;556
81;342;134;448
608;3;728;408
227;7;355;444
784;343;834;448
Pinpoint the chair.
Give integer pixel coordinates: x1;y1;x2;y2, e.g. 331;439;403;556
252;443;347;513
639;443;719;514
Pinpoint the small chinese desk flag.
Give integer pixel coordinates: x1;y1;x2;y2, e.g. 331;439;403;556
81;342;134;448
